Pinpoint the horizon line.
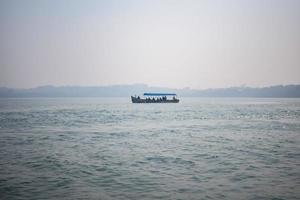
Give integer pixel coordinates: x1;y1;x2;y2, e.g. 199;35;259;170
1;83;300;91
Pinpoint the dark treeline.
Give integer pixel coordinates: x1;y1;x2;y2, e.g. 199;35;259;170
0;84;300;98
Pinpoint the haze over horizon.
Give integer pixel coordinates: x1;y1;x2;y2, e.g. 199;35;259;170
1;83;300;91
1;0;300;89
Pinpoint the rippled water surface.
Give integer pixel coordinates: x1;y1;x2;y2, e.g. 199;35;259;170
0;98;300;200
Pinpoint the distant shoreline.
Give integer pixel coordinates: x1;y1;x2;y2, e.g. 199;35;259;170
0;84;300;98
0;97;300;99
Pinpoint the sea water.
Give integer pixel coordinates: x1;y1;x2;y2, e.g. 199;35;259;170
0;98;299;200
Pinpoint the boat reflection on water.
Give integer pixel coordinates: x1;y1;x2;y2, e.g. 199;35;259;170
131;93;179;103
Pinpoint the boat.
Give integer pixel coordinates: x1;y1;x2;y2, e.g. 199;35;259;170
131;93;179;103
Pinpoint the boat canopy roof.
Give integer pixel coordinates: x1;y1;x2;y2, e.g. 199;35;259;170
144;93;176;96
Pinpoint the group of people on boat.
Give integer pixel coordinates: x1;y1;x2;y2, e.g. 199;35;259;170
135;96;177;103
145;96;166;102
131;93;179;103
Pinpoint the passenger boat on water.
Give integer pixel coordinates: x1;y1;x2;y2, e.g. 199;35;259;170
131;93;179;103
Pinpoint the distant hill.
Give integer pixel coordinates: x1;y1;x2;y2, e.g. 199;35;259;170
0;84;300;98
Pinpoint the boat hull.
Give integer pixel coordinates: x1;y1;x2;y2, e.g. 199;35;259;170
131;96;179;103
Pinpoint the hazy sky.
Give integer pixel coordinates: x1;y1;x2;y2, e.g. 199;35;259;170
1;0;300;89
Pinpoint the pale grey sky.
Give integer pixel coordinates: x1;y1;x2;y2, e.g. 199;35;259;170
1;0;300;89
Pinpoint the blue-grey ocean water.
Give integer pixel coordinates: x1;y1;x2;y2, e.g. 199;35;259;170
0;98;299;200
